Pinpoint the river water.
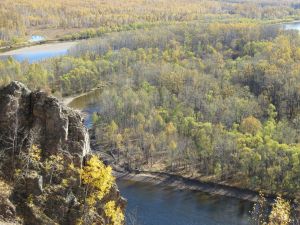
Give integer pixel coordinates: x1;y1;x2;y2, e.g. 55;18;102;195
118;180;252;225
0;41;77;63
282;21;300;31
0;21;296;64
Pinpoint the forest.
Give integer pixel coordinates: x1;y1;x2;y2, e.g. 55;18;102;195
0;0;300;224
1;0;300;46
1;21;300;196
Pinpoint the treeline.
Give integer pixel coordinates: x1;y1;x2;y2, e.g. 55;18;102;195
1;0;300;45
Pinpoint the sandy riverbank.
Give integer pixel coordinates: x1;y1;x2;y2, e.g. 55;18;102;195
61;92;89;106
114;170;262;202
61;87;102;106
0;41;78;56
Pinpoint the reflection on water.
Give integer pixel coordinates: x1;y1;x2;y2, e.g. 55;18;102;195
283;21;300;31
29;35;45;43
118;179;253;225
69;90;254;225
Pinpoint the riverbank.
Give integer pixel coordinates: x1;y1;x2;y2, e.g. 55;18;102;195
114;170;261;202
66;89;263;203
0;41;78;56
67;88;299;214
61;86;103;106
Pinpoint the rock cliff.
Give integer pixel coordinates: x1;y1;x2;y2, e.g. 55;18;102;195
0;81;90;159
0;82;125;225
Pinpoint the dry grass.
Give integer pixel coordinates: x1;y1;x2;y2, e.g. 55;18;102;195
0;179;12;198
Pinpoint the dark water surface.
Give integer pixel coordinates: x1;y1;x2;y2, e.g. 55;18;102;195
69;90;254;225
117;179;253;225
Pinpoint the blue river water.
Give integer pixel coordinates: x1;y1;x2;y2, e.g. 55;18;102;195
283;21;300;31
10;49;69;63
117;179;253;225
29;35;45;43
0;42;76;63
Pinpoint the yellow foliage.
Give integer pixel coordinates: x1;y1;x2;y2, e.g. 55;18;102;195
44;154;64;172
80;155;114;202
27;194;34;206
268;196;291;225
29;145;41;162
169;140;177;150
104;201;124;225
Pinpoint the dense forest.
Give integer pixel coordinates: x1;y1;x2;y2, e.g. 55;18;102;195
1;0;300;224
1;0;300;46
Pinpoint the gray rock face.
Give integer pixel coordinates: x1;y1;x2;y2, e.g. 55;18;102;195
0;82;125;225
0;81;90;157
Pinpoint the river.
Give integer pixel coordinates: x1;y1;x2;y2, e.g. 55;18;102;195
68;88;254;225
0;41;77;63
118;180;253;225
0;21;297;64
282;21;300;31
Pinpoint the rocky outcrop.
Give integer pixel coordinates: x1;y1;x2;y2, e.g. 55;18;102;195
0;82;125;225
0;81;90;158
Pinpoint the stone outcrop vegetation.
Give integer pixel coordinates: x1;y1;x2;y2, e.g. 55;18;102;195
0;82;125;225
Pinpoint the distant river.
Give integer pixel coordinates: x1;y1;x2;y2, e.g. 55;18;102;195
282;21;300;31
69;89;254;225
0;41;77;63
0;20;298;64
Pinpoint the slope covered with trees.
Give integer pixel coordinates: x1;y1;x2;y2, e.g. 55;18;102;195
0;0;300;46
